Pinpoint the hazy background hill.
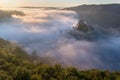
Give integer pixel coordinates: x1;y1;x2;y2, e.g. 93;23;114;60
21;6;59;10
65;4;120;29
0;10;24;22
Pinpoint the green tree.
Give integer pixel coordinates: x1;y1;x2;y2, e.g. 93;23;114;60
13;67;31;80
31;74;43;80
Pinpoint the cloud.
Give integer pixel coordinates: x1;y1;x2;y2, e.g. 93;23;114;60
0;9;120;71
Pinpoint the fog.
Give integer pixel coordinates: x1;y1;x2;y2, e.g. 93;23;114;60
0;8;120;71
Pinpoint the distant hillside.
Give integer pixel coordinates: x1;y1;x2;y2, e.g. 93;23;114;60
0;10;12;19
21;6;59;10
0;10;24;21
65;4;120;29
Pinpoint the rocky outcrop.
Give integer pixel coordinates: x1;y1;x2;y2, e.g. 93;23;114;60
69;20;110;40
75;20;91;33
69;20;94;40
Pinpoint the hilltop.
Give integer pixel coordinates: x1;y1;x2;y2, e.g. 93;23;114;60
65;4;120;29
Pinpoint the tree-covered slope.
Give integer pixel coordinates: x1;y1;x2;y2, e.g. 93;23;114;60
0;38;120;80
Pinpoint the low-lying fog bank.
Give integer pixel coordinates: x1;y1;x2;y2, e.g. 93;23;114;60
0;8;120;71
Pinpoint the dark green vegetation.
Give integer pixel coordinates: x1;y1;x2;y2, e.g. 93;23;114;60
65;4;120;29
0;38;120;80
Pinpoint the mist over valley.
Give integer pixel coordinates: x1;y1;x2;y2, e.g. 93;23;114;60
0;4;120;71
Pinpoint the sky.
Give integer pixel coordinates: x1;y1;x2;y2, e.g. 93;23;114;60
0;0;120;7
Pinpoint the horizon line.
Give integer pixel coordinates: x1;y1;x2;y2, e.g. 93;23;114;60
1;3;120;8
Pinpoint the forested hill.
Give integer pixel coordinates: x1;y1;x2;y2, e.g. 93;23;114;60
65;4;120;29
0;38;120;80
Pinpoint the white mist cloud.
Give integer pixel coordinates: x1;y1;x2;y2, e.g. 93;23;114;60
0;9;120;71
